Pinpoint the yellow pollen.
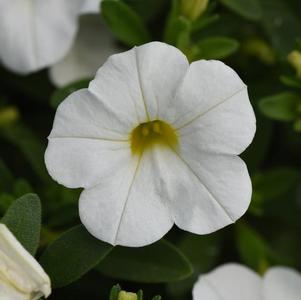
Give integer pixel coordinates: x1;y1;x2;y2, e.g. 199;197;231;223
141;126;149;136
130;120;178;155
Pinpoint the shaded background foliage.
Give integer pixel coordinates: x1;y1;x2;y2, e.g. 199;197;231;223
0;0;300;299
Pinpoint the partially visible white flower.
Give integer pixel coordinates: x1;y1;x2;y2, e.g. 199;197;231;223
45;41;256;247
193;263;301;300
81;0;101;14
0;224;51;300
0;0;84;74
49;15;120;87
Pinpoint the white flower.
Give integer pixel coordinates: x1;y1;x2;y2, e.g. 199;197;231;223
45;41;256;247
0;0;87;74
193;263;301;300
49;15;120;87
0;224;51;300
81;0;101;14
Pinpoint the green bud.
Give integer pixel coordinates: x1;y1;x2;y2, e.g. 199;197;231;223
181;0;209;21
243;38;276;65
288;50;301;79
0;106;19;127
118;291;138;300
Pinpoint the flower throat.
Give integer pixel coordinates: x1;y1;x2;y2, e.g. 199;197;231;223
130;120;178;155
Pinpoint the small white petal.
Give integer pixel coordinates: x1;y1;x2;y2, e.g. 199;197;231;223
81;0;101;14
45;89;135;189
49;16;118;87
79;149;173;247
157;146;251;234
0;0;82;74
165;60;255;155
263;267;301;300
0;224;51;299
89;42;189;123
193;263;261;300
133;42;189;120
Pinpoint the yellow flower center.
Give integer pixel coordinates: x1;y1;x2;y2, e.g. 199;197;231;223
130;120;178;155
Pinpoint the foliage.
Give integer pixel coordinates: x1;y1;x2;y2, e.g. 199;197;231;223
0;0;300;299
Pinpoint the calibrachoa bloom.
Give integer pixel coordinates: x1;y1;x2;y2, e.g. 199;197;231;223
0;224;51;300
49;15;119;87
193;263;301;300
45;42;256;247
0;0;96;74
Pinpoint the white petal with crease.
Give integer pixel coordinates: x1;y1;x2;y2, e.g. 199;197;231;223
79;150;173;246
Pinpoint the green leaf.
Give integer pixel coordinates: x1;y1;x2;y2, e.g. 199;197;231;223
194;36;239;60
50;79;90;108
109;284;121;300
252;168;300;200
1;193;41;255
39;225;113;288
167;233;221;298
97;239;193;283
260;0;301;56
235;223;269;271
280;75;301;89
13;178;33;198
259;92;300;121
102;0;151;46
219;0;262;21
0;123;49;183
152;297;161;300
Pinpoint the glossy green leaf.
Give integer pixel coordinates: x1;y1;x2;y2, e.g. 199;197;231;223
1;193;41;255
50;79;90;108
219;0;262;21
40;225;113;288
194;36;239;59
259;92;300;121
102;0;151;46
97;239;193;283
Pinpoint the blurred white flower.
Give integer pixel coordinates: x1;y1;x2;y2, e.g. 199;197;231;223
49;15;120;87
0;0;86;74
45;42;256;247
193;263;301;300
0;224;51;300
81;0;101;14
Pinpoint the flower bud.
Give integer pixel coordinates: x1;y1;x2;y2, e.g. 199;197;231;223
118;290;138;300
288;50;301;78
0;224;51;300
181;0;209;21
0;106;19;127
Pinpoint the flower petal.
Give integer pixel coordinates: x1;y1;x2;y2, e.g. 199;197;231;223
156;146;251;234
165;60;255;155
81;0;101;14
45;138;130;189
79;149;173;247
49;16;119;87
0;224;51;299
89;42;189;123
193;263;261;300
0;0;82;74
263;267;301;300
